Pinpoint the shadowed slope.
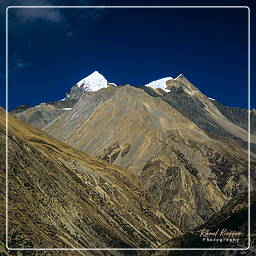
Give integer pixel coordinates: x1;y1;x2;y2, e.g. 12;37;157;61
144;191;255;255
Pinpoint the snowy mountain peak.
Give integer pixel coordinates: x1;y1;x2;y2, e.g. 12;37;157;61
144;77;173;92
176;74;184;79
76;71;108;91
175;73;191;82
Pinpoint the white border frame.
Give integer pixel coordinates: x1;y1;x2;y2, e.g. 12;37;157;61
5;5;251;251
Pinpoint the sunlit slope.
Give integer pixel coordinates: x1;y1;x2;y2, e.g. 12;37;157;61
0;108;181;250
44;85;251;230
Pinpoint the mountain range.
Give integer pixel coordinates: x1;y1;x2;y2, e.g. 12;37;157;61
1;71;254;253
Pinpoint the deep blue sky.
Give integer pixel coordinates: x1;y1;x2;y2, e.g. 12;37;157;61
0;0;255;110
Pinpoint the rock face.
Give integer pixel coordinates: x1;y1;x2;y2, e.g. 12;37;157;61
213;101;256;135
0;108;181;250
66;71;115;100
11;71;116;130
12;99;78;130
11;104;30;114
146;191;255;255
3;71;253;253
145;75;255;153
43;81;252;230
12;72;254;232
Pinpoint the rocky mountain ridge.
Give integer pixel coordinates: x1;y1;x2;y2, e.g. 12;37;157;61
43;82;252;230
3;71;254;252
11;72;255;231
0;107;182;251
12;71;255;136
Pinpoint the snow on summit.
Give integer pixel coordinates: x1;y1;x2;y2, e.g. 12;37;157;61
145;77;173;92
76;71;108;92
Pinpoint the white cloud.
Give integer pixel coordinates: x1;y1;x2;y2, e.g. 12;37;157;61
15;8;63;23
11;0;63;23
